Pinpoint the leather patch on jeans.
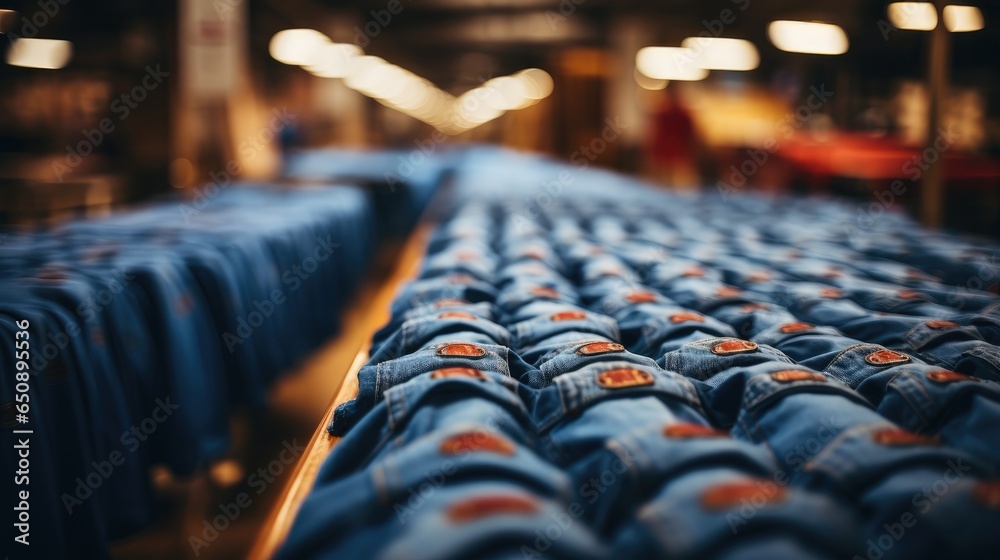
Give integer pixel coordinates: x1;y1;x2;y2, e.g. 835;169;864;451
865;350;910;366
711;340;758;355
820;288;843;298
522;246;547;260
898;290;923;300
436;344;487;357
926;320;958;330
446;494;538;523
577;342;625;355
778;322;813;334
700;481;787;510
455;250;479;262
530;286;560;299
440;432;515;456
681;266;706;278
973;481;1000;509
663;423;729;439
434;299;470;308
430;367;486;380
670;312;705;324
550;311;587;322
174;294;195;316
739;303;770;313
872;428;939;447
35;267;68;283
927;370;979;384
746;271;771;283
625;291;658;303
597;368;654;389
771;370;826;383
446;274;477;285
439;311;477;321
715;286;742;298
521;263;549;275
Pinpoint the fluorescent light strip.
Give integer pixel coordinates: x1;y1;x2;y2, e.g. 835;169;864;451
7;38;73;69
888;2;939;30
767;21;849;55
944;5;984;32
680;37;759;71
635;47;708;81
268;29;553;134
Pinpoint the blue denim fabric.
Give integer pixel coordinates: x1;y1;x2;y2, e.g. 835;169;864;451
835;313;930;348
649;259;725;284
279;149;1000;560
495;281;579;315
279;482;609;560
611;240;671;272
494;261;565;288
564;420;779;535
330;342;536;437
904;321;1000;382
500;241;565;271
521;340;660;389
322;368;538;478
842;359;1000;470
577;255;638;284
752;323;868;371
531;362;707;465
390;276;500;317
510;310;620;354
615;305;737;357
708;301;801;340
376;301;499;345
500;300;589;325
658;337;795;384
313;424;571;505
965;302;1000;344
589;289;675;318
654;277;764;313
711;362;998;558
0;309;99;558
613;469;861;559
368;314;512;364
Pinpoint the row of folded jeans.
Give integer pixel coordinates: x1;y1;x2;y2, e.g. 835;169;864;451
280;153;1000;559
0;180;429;558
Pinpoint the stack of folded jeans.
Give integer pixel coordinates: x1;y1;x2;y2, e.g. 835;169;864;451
0;181;418;557
281;149;1000;559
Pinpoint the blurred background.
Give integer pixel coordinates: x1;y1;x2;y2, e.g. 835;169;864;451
0;0;998;233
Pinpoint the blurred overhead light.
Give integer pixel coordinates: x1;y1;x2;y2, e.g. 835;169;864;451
7;38;72;69
634;67;668;91
304;43;363;78
482;76;530;110
887;2;938;30
515;68;554;100
455;88;506;126
681;37;759;71
343;56;392;94
269;29;330;66
300;41;552;134
635;47;708;81
943;5;984;32
767;21;849;55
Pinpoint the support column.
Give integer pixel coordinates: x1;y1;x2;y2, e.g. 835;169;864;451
920;0;950;227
